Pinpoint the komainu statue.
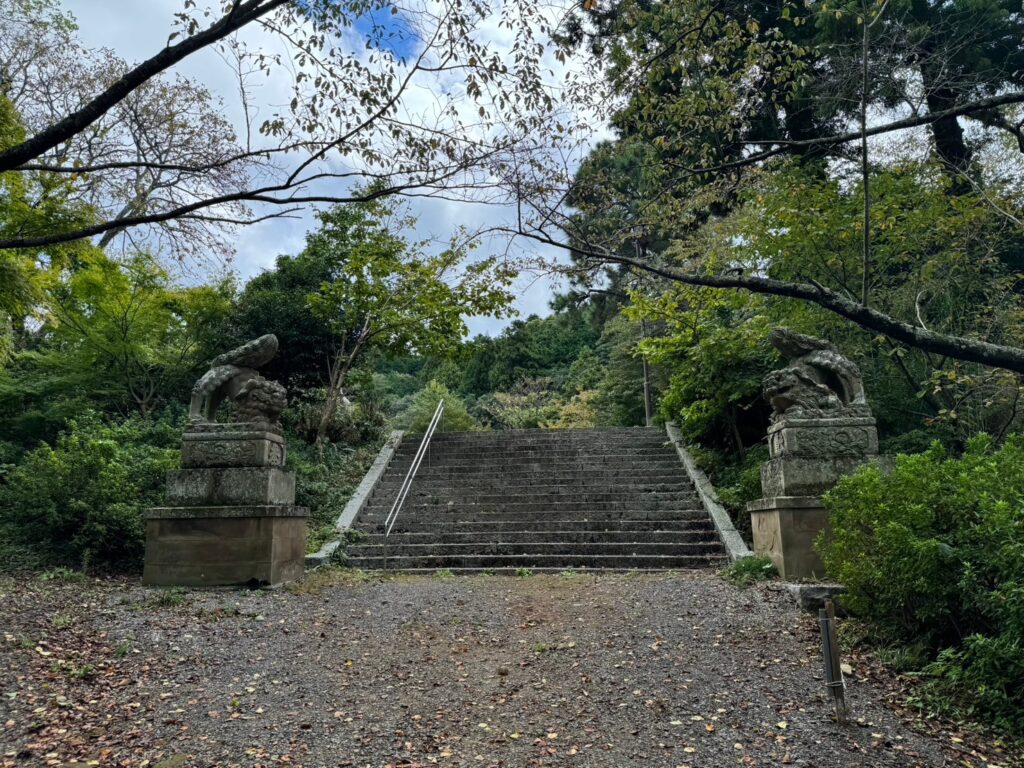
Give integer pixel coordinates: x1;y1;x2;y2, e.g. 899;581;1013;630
763;328;869;423
189;334;287;430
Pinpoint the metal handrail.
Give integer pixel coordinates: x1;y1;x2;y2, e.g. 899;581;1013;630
384;399;444;538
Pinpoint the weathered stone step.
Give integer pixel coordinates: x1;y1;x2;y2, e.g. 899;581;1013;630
363;504;704;519
371;481;695;496
351;528;718;545
383;467;687;480
344;553;727;569
345;426;725;573
348;541;723;557
393;442;673;456
353;567;684;575
366;493;696;512
359;510;709;527
391;468;686;480
357;517;712;534
423;427;666;441
389;452;675;468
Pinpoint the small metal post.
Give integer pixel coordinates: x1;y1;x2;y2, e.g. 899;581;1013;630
819;598;849;724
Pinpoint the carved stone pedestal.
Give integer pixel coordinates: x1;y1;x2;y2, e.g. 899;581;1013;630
743;328;893;581
748;416;882;580
748;495;829;579
144;422;307;587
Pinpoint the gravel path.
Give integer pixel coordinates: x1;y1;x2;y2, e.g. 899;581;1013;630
0;571;1014;768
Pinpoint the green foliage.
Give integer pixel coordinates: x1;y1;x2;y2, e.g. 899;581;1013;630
37;566;85;583
635;285;774;450
0;412;179;571
479;377;562;430
820;436;1024;733
564;346;603;393
398;380;481;433
231;246;342;388
0;253;232;445
152;587;189;608
722;556;778;587
289;436;386;554
0;93;95;366
690;444;768;542
588;314;652;427
458;310;600;396
543;390;599;429
306;201;516;361
284;387;387;446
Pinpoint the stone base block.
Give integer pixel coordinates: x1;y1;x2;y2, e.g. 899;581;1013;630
166;466;295;506
143;505;308;586
768;416;878;459
761;455;875;497
747;495;829;580
181;430;286;468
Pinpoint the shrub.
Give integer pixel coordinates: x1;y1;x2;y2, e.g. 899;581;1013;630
284;387;386;446
0;412;179;572
542;390;598;429
722;555;777;587
479;377;562;429
289;438;383;553
398;380;480;433
690;444;767;544
820;435;1024;734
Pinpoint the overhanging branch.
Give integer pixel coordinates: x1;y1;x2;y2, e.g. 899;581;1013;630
506;227;1024;374
0;0;289;172
678;90;1024;176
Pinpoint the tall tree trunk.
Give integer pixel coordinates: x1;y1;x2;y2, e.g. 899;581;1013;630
315;321;370;453
920;66;973;194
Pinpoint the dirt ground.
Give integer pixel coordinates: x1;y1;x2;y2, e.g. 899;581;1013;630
0;570;1018;768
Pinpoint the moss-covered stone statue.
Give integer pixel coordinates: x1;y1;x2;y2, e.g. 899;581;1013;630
748;328;888;580
188;333;287;431
144;334;307;587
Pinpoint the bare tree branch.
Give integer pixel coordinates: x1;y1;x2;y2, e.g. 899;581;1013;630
677;91;1024;176
0;0;289;172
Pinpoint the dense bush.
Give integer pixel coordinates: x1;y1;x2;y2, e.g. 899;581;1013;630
284;386;387;446
690;444;767;544
0;413;180;572
290;438;384;554
820;436;1024;734
398;380;481;433
478;377;562;429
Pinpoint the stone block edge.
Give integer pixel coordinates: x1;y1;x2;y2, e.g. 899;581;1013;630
665;422;753;562
305;430;404;569
146;505;308;519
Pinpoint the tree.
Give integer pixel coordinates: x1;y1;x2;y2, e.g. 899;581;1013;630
231;248;344;389
0;0;259;261
507;0;1024;375
0;0;569;259
0;92;94;354
303;200;515;448
0;253;233;443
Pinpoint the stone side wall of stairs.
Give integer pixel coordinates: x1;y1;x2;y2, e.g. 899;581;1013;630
346;427;728;572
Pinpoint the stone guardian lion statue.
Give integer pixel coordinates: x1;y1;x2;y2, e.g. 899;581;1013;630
189;334;287;430
763;328;869;423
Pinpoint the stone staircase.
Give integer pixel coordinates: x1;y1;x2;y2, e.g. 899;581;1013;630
346;427;728;572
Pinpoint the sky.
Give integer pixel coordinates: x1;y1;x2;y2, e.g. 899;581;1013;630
59;0;591;336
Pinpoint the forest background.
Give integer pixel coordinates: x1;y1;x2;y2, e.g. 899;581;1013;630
1;0;1024;738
